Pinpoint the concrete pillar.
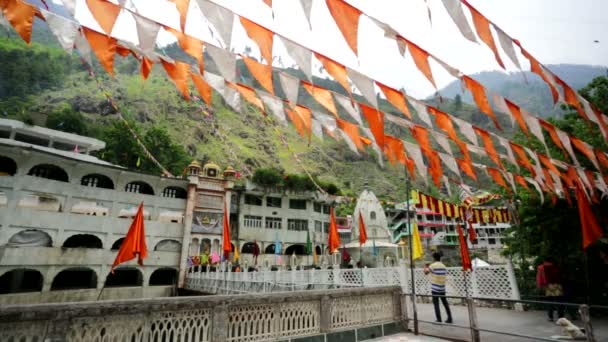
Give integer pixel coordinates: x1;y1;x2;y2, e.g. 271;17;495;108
178;180;197;288
211;304;229;342
320;295;331;333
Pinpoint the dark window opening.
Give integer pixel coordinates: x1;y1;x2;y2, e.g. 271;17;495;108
265;244;276;254
313;202;321;213
149;268;177;286
0;155;17;176
51;268;97;290
162;186;187;199
8;229;52;247
315;246;322;255
289;199;307;210
14;133;48;147
63;234;103;249
111;238;125;250
0;269;43;294
370;211;377;220
28;164;69;182
241;242;260;254
81;174;114;189
244;194;262;206
104;268;143;287
266;196;282;208
285;244;306;256
322;205;330;214
125;181;154;195
488;238;496;245
288;219;308;231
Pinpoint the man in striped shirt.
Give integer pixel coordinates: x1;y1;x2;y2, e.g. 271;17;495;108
424;252;453;323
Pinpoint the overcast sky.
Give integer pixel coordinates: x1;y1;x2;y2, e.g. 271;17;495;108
65;0;608;98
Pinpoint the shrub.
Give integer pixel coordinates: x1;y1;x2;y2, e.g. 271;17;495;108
252;168;283;188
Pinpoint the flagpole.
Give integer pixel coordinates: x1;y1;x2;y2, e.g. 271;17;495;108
405;164;419;335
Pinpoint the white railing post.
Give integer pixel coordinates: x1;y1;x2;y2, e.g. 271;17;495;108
398;259;408;293
332;264;340;288
310;268;315;288
505;260;523;311
361;268;369;287
291;267;296;291
470;269;480;298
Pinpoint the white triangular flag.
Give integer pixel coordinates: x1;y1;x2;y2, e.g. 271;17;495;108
313;111;337;134
404;141;428;184
409;98;433;128
433;131;453;155
312;119;323;140
362;127;383;167
595;173;608;199
453;117;477;146
525;177;544;204
347;68;377;107
492;94;515;127
74;30;93;66
223;85;242;113
441;0;477;43
299;0;313;29
443;176;452;197
497;136;519;171
40;9;79;54
556;129;580;167
280;36;312;81
206;44;236;83
335;93;362;125
60;0;76;17
384;112;411;129
134;14;160;54
540;64;564;104
502;170;517;193
495;26;521;70
196;0;234;48
438;152;460;178
522;110;549;155
258;90;286;125
432;56;461;79
278;72;300;104
337;129;359;155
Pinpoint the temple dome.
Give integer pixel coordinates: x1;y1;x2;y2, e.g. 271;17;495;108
352;187;390;242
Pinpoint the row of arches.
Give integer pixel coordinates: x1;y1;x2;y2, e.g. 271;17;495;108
7;229;181;252
0;156;187;198
239;242;323;256
0;267;177;294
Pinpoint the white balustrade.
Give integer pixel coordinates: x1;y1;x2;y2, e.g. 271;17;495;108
186;264;520;300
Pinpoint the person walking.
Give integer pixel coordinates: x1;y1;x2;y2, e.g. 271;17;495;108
424;252;453;323
536;258;565;321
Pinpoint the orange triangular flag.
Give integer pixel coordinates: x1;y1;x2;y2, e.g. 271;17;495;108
457;157;477;181
233;83;265;112
457;225;472;271
240;16;274;64
487;167;510;193
2;0;39;44
467;5;504;69
242;55;274;95
409;124;432;154
263;0;272;7
160;59;191;100
539;119;567;157
429;106;461;144
314;53;352;95
336;118;364;151
510;142;535;176
514;174;530;191
504;98;528;135
474;127;503;169
325;0;361;56
463;76;500;130
400;37;436;88
358;212;367;246
376;82;412;119
111;202;147;272
302;81;338;117
286;105;312;142
141;56;153;80
520;48;559;104
222;200;232;258
428;150;443;188
359;102;385;148
328;207;341;254
575;183;603;250
384;135;407;165
165;27;204;73
191;71;212;106
86;0;121;35
82;27;117;77
171;0;189;32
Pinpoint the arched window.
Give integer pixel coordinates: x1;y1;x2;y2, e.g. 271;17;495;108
190;238;200;255
315;246;322;255
8;229;52;247
0;155;17;176
28;164;69;182
104;268;143;287
51;267;97;290
111;238;125;250
124;181;154;195
81;174;114;189
161;186;187;199
370;211;377;220
62;234;103;249
265;244;276;254
241;242;260;254
155;239;182;252
285;244;306;256
0;269;43;294
149;268;177;286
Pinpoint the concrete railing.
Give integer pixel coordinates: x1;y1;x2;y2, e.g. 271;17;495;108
186;263;520;301
0;287;405;342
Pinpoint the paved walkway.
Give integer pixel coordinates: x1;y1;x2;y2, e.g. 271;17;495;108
405;303;608;341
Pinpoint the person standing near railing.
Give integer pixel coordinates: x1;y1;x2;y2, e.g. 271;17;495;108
424;252;453;324
536;258;565;322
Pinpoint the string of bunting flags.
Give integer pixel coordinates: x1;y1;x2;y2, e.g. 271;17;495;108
411;190;511;224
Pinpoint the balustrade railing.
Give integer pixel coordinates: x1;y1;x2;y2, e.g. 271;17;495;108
185;263;520;301
0;287;404;342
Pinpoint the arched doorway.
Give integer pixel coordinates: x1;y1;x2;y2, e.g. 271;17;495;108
81;174;114;189
285;244;306;255
8;229;52;247
62;234;103;248
125;181;154;195
161;186;187;199
111;237;125;250
149;268;177;286
0;155;17;176
104;268;143;287
241;242;259;254
0;269;43;293
51;268;97;290
28;164;69;182
265;244;276;254
315;246;322;255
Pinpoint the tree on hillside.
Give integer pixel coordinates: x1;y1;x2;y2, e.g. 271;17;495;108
46;106;88;136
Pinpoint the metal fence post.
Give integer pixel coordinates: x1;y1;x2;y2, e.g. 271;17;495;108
466;298;481;342
579;304;597;342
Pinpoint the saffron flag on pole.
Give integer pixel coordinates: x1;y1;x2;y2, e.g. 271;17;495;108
233;243;239;262
575;184;604;250
222;200;231;258
411;222;424;260
358;212;367;246
457;225;472;271
111;202;147;273
328;207;341;254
